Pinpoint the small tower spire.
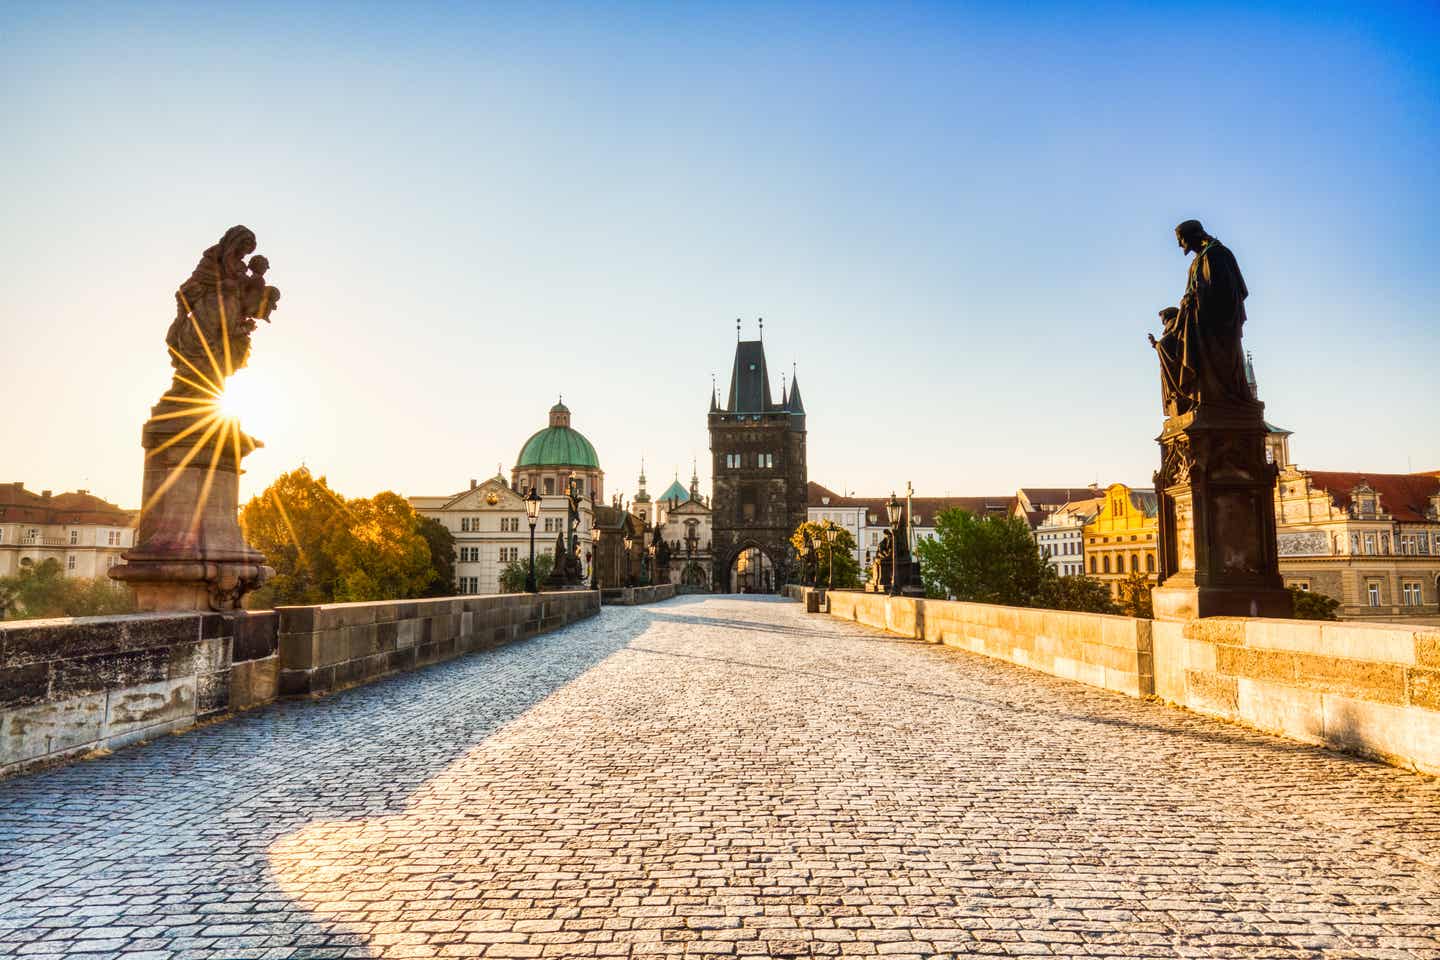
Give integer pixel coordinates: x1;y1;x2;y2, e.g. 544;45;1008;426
736;317;741;342
758;316;764;341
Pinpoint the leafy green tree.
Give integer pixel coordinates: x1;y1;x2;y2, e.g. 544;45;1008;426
0;558;135;620
916;510;1052;606
416;516;456;597
498;553;554;594
241;467;444;608
1290;586;1341;620
790;520;861;589
1036;574;1118;614
1116;571;1154;619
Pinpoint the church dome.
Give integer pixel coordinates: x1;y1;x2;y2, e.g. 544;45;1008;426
658;478;689;503
516;401;600;469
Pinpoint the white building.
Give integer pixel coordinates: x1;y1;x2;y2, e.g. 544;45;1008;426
410;475;594;595
1033;496;1105;578
0;483;136;579
409;400;603;595
807;482;1015;568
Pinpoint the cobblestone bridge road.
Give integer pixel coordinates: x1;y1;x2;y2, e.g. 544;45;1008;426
4;596;1440;959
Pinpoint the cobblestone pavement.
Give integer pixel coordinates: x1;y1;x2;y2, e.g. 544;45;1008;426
3;596;1440;960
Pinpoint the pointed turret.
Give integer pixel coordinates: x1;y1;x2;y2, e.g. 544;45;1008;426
786;367;805;414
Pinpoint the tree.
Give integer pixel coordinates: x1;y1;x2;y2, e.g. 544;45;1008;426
1116;571;1154;619
915;510;1052;606
0;558;136;621
416;516;456;597
789;521;862;589
498;553;554;594
1036;574;1118;614
240;467;445;609
1290;586;1341;620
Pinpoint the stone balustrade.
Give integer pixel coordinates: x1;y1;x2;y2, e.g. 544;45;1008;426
599;584;678;606
1;590;599;778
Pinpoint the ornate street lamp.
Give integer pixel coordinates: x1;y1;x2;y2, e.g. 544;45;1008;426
823;521;837;590
590;523;602;590
524;487;542;593
623;530;635;587
886;492;903;596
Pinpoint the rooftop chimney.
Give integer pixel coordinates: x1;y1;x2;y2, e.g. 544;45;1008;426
470;478;477;490
41;490;52;499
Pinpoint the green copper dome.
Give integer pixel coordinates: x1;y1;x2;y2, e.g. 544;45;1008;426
658;478;689;502
516;401;600;468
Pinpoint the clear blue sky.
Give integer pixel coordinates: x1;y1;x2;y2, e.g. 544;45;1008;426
3;1;1437;507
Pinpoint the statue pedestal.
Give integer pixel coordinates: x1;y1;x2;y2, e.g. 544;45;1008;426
109;412;272;612
1152;403;1292;621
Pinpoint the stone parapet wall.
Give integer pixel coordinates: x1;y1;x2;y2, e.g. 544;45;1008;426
1;591;600;778
276;591;600;697
820;589;1153;698
1154;618;1440;774
600;584;678;606
1;611;276;778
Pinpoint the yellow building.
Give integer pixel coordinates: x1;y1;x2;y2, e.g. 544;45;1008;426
1083;483;1159;599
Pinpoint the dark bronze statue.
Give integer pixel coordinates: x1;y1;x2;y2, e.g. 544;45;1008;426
1149;220;1251;415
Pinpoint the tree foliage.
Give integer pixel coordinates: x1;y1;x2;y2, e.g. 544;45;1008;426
1290;586;1341;620
240;467;445;609
915;509;1123;615
1036;574;1118;614
0;558;136;620
789;520;862;589
498;553;554;594
915;510;1053;606
415;516;457;597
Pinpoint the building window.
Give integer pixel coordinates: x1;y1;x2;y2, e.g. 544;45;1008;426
500;517;519;532
66;555;76;571
69;529;79;545
544;478;555;495
1146;553;1155;573
1363;533;1376;555
500;547;519;563
107;530;122;546
1103;556;1111;574
106;555;120;569
1090;556;1096;574
461;518;470;532
1402;582;1423;606
1367;581;1382;607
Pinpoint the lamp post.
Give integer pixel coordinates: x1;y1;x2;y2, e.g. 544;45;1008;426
622;531;635;587
824;522;837;590
524;487;541;593
590;523;602;590
685;523;698;587
886;492;903;597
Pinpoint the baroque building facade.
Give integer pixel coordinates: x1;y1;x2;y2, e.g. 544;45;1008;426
409;401;601;595
0;483;136;579
1083;483;1159;599
807;482;1015;570
708;332;807;593
1274;464;1440;620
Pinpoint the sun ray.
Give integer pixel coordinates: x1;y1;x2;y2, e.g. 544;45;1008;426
147;405;221;423
140;416;226;518
188;419;231;534
145;410;221;460
161;393;225;407
178;289;226;389
269;488;303;559
215;285;233;379
167;345;223;397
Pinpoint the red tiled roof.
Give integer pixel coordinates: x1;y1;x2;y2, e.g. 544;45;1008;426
1303;471;1440;523
0;483;136;526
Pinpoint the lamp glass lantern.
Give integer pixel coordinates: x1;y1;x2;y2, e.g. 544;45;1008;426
524;488;541;526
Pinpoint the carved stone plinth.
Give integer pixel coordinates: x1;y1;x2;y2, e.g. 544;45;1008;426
110;414;272;611
1151;402;1292;621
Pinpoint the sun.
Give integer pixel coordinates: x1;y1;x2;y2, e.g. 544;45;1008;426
216;369;259;423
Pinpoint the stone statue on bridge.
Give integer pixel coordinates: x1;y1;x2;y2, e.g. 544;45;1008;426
1150;219;1290;621
1148;220;1251;416
110;226;280;612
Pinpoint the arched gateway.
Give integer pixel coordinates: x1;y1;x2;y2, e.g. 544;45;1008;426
708;321;808;594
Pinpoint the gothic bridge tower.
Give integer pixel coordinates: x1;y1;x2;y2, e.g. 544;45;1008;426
708;321;807;593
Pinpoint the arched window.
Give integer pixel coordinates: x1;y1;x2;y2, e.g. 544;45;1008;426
1103;556;1111;573
1089;556;1096;574
1146;552;1155;573
1131;554;1140;572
